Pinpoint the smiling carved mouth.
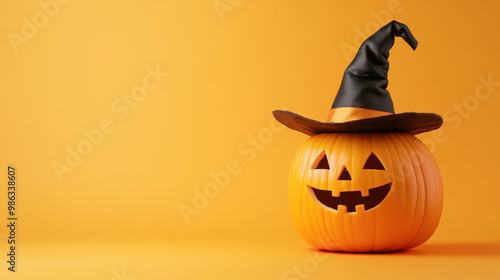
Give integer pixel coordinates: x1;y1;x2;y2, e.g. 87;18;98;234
308;183;392;213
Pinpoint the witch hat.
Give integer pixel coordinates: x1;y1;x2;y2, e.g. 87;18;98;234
273;20;442;136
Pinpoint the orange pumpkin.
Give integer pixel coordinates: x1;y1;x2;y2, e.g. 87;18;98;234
289;132;443;252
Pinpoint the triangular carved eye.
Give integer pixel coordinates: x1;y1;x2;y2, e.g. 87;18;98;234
363;153;385;170
312;152;330;169
338;166;351;180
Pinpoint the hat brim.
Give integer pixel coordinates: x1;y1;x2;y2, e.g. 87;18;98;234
273;110;443;136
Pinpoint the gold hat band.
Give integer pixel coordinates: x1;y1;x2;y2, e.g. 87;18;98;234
326;107;393;123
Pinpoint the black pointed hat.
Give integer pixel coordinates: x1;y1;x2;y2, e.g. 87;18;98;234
273;21;442;136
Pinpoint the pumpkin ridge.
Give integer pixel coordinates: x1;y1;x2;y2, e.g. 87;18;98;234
402;134;442;249
293;136;316;247
315;134;335;248
322;134;341;249
305;134;326;248
393;133;427;249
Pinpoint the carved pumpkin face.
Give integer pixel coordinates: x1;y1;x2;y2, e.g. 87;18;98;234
289;132;443;252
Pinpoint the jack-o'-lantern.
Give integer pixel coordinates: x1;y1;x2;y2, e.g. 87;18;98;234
273;21;443;252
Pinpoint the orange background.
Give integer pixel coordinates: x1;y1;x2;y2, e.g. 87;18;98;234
0;0;499;279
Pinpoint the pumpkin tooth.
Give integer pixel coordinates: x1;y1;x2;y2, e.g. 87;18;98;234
360;188;370;197
337;205;348;214
355;204;366;213
331;189;342;197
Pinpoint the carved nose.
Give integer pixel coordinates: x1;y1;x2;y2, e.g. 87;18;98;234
338;166;351;181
